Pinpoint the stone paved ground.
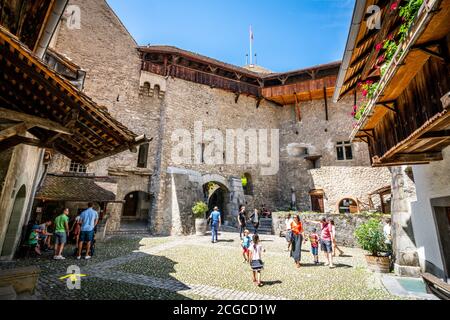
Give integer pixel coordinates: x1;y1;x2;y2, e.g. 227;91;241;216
0;232;409;300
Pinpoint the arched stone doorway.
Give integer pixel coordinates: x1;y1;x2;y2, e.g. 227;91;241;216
1;185;26;259
122;191;152;221
203;182;230;222
338;197;359;214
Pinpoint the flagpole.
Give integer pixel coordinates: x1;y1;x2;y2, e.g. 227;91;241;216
249;25;253;65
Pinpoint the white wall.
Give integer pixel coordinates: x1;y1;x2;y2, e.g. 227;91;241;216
411;146;450;273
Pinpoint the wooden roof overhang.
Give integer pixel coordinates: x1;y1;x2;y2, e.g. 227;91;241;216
334;0;450;166
0;26;147;164
0;0;68;54
261;62;341;104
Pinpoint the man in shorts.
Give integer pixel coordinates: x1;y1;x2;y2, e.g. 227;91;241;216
76;203;99;260
54;209;70;260
308;218;335;268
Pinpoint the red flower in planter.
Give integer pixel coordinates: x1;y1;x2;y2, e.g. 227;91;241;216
362;89;368;97
377;54;386;64
375;42;383;52
387;33;395;41
353;105;358;112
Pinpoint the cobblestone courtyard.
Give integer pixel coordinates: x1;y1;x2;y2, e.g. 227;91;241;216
1;232;404;300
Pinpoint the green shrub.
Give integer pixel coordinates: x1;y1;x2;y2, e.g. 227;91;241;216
192;201;208;219
354;218;387;256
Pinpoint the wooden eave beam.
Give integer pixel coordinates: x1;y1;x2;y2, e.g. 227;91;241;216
376;102;398;113
0;107;72;135
412;39;449;62
0;122;31;141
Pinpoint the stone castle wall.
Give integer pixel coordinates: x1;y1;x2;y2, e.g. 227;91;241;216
44;0;392;236
277;96;391;212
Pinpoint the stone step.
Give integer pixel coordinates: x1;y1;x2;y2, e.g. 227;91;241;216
108;230;151;236
0;285;17;300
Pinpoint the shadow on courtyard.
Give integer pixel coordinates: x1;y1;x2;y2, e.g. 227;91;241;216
1;236;194;300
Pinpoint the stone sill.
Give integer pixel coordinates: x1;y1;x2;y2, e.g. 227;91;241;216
108;166;153;177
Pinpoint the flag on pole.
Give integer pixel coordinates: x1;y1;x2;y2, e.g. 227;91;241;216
250;25;254;41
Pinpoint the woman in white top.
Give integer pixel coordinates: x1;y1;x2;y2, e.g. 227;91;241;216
249;234;265;287
285;214;294;251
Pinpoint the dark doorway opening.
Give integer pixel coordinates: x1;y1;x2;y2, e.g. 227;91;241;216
122;191;152;221
203;182;229;222
432;202;450;281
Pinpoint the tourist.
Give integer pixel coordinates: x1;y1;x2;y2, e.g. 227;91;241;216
241;229;252;263
28;226;42;256
308;218;335;268
54;208;70;260
261;204;271;218
384;218;392;255
38;220;53;251
308;228;320;265
250;209;260;234
209;206;221;244
70;212;82;246
330;220;344;257
238;205;247;239
76;203;99;260
285;214;294;252
290;215;304;268
249;234;265;287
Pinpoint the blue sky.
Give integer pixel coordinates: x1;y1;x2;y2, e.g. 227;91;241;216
106;0;355;72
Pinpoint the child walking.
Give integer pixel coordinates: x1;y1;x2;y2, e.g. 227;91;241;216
241;229;252;263
309;228;320;265
249;234;265;287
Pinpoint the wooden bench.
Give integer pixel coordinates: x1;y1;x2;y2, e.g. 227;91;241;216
0;266;40;295
422;273;450;300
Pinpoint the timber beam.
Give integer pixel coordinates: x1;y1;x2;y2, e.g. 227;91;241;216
419;130;450;139
0;107;72;135
412;39;449;63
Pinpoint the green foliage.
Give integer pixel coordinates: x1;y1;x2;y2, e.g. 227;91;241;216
383;39;398;63
398;0;424;42
354;219;387;256
354;102;367;121
192;201;208;219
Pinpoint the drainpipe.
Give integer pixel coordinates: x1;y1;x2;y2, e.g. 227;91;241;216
35;0;69;59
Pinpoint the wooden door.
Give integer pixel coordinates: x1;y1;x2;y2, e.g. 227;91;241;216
311;195;324;213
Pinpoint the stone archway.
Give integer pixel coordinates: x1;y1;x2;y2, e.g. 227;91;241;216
337;197;359;214
203;181;230;223
122;191;152;221
1;185;26;259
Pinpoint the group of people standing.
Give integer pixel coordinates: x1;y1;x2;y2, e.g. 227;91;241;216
285;214;344;269
26;203;99;260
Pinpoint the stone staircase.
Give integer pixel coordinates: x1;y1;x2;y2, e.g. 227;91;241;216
245;218;273;235
108;221;151;236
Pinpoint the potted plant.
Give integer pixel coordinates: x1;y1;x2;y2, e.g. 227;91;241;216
354;218;390;273
192;201;209;236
